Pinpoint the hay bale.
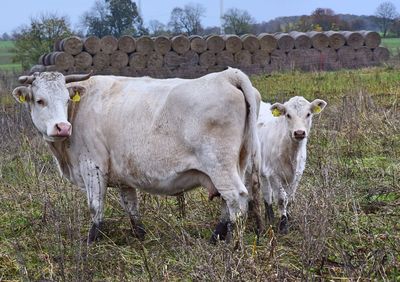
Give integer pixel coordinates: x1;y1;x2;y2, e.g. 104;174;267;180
307;31;329;50
74;51;93;69
110;50;129;68
324;31;345;49
190;35;207;53
274;33;294;52
93;51;111;69
234;49;252;67
337;46;356;68
288;49;321;71
252;49;270;66
199;51;216;67
320;48;339;70
118;35;136;53
171;35;190;54
216;50;234;66
224;35;242;53
100;35;118;54
206;35;225;52
373;47;390;62
182;50;199;67
38;54;46;65
60;36;83;55
129;52;148;69
154;36;171;55
136;36;154;54
147;52;164;68
164;51;185;68
355;46;374;66
258;33;277;52
360;31;381;48
48;52;74;70
289;31;312;49
241;34;260;52
270;49;289;70
341;31;364;49
84;36;101;55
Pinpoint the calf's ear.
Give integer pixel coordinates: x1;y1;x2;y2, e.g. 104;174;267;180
310;99;327;114
67;86;86;103
270;103;286;117
12;86;31;103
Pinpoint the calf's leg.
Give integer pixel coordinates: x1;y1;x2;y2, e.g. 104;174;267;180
119;187;146;240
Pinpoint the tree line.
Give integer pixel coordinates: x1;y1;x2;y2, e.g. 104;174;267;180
4;0;400;69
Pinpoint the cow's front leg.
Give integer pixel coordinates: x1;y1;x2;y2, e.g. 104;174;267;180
81;160;107;244
119;187;146;240
261;174;275;226
210;199;233;244
277;186;289;234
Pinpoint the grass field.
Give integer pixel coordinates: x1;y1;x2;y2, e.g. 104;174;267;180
0;66;399;281
0;41;21;71
381;38;400;56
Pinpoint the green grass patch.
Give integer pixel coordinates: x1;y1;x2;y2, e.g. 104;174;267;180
381;37;400;56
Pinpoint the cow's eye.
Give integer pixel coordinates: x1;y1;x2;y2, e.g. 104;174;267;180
36;99;44;106
306;112;311;118
286;114;291;119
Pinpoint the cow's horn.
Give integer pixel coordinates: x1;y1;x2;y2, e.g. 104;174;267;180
18;75;36;84
65;70;93;84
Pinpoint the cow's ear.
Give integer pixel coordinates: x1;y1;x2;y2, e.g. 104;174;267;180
67;85;86;103
270;103;286;117
12;86;31;103
310;99;327;114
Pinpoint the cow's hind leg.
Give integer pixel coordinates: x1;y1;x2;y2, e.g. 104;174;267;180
119;187;146;240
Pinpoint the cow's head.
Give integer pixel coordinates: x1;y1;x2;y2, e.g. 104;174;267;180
12;72;91;142
270;96;327;142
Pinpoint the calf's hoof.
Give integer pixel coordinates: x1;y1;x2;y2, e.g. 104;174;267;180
210;221;232;244
132;222;146;241
265;203;275;225
88;222;103;244
278;215;288;234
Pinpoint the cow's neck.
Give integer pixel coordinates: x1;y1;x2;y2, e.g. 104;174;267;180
46;138;72;180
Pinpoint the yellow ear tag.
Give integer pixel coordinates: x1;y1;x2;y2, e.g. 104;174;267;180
72;91;81;102
313;105;321;114
272;108;281;117
19;95;26;103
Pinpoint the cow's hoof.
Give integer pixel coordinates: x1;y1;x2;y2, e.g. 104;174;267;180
278;215;288;234
210;221;232;244
265;202;275;225
88;222;103;244
132;222;146;241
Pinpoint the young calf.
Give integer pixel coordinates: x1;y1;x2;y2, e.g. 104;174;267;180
257;96;326;233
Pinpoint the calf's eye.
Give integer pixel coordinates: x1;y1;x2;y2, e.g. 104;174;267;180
286;114;291;119
306;113;311;118
36;99;44;105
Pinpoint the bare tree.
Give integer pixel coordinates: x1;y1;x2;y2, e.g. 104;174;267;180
168;3;205;35
222;8;255;35
375;1;399;37
148;20;169;36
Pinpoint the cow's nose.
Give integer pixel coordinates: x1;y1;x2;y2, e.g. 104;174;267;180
55;122;72;137
294;130;306;140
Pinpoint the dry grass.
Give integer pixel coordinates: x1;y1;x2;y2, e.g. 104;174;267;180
0;66;399;281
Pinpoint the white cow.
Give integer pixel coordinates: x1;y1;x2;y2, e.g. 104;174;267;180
256;96;326;233
12;68;261;243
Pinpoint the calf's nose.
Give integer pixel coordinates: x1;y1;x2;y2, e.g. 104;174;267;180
55;122;72;137
294;130;306;140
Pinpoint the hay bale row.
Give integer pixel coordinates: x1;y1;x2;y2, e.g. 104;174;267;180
36;31;388;76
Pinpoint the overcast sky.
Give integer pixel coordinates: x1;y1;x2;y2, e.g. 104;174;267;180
1;0;399;34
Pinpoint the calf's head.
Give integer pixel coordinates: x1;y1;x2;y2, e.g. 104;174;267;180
12;72;91;142
270;96;327;142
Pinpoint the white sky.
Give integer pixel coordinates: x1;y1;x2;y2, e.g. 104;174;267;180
0;0;399;34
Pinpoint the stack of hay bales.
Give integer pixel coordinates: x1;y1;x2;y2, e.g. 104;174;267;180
32;31;390;78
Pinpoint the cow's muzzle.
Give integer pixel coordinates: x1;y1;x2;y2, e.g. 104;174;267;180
293;130;306;140
55;122;72;137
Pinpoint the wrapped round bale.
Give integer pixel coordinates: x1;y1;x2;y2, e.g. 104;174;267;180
118;35;136;53
147;52;164;68
164;51;185;68
206;35;225;52
258;33;277;53
171;35;190;54
224;35;242;53
341;31;364;49
324;31;345;49
129;52;148;69
307;31;329;50
182;50;199;67
136;36;154;54
100;35;118;54
360;31;381;48
199;51;216;67
241;34;260;52
48;52;74;70
74;51;93;69
190;35;207;53
84;36;101;55
60;36;83;55
110;50;129;68
289;31;312;49
274;33;294;52
93;51;111;70
154;36;171;55
216;50;234;66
